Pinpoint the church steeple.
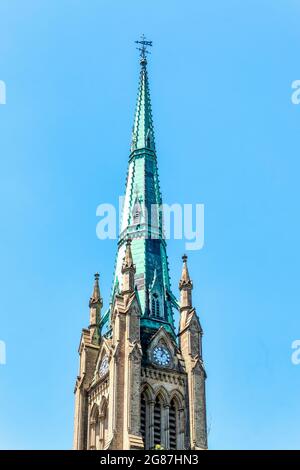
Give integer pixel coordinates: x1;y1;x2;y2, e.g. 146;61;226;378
110;37;175;337
74;41;208;452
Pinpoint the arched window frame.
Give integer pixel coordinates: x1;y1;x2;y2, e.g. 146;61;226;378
169;392;185;450
99;398;108;450
141;386;185;450
153;388;169;449
169;397;179;449
89;404;100;450
153;394;163;448
150;292;162;318
132;196;142;226
140;385;154;450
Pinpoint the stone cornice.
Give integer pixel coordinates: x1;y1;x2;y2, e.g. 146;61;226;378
141;366;186;387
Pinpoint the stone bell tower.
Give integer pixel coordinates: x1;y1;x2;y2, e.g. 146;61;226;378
73;38;208;450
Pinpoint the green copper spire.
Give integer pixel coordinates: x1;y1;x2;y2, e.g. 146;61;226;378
110;39;176;337
130;54;155;153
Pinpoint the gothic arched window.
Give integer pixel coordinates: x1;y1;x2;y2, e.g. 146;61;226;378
141;390;153;450
89;405;100;450
169;398;178;450
153;396;162;447
132;197;142;225
133;207;140;224
99;400;108;450
151;293;160;318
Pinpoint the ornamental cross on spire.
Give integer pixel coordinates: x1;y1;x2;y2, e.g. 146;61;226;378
135;34;152;63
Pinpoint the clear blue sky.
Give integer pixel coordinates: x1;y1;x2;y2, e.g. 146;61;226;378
0;0;300;450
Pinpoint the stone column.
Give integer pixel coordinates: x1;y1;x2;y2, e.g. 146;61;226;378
89;418;96;450
178;407;185;450
162;405;170;449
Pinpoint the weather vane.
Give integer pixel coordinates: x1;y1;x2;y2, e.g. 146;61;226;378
135;34;153;62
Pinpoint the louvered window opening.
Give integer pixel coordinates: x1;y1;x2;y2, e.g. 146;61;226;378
169;400;177;449
154;398;161;446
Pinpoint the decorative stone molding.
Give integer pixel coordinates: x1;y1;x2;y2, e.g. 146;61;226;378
142;367;185;387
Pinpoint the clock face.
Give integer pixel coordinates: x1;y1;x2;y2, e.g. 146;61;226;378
99;355;109;377
152;346;171;367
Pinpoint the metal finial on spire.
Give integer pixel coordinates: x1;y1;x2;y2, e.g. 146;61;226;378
135;34;152;64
